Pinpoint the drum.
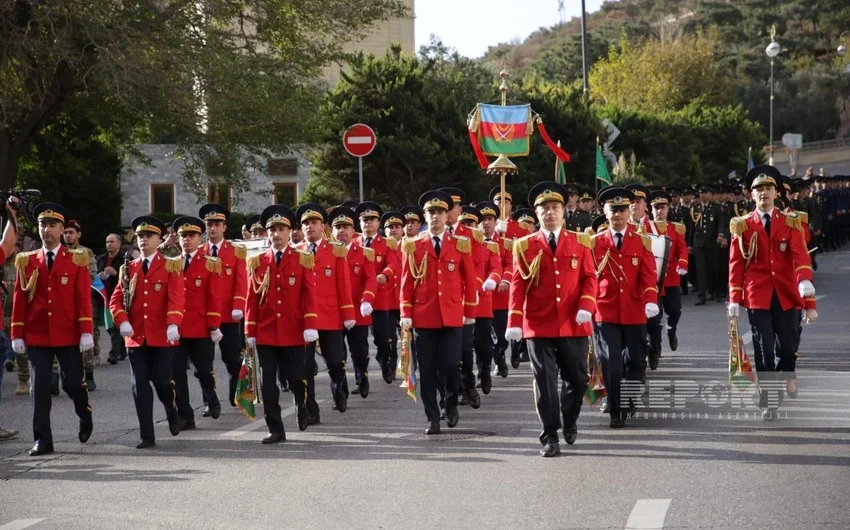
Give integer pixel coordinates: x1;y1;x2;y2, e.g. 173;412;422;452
230;238;269;257
648;233;671;287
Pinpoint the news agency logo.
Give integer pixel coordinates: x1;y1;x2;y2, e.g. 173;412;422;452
618;379;786;411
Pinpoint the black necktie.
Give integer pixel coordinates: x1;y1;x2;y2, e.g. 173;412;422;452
433;236;441;257
310;242;317;254
763;213;771;236
364;237;373;248
46;250;54;271
211;245;218;257
184;254;191;272
568;210;574;223
447;226;454;236
142;258;149;274
275;250;283;266
548;232;557;254
615;233;623;251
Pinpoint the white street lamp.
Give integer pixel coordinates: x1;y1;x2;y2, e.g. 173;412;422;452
765;28;781;165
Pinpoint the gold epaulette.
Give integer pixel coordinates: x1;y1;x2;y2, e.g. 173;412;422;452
503;238;513;252
673;222;686;236
14;250;38;270
402;237;417;255
486;241;499;254
584;227;595;236
204;255;222;274
729;216;748;238
232;244;247;261
782;210;803;232
164;256;182;274
641;234;652;252
797;211;809;225
469;228;484;244
70;248;90;268
386;238;398;251
362;247;375;262
332;242;348;258
573;230;594;250
454;235;472;254
654;221;668;234
246;253;261;271
296;248;314;269
513;233;533;256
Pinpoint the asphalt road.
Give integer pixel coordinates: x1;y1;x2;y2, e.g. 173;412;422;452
1;249;848;529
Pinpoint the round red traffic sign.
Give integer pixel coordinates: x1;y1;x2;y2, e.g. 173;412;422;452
342;123;377;157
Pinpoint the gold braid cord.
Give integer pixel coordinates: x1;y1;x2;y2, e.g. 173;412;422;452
407;252;427;288
14;252;38;303
690;206;702;225
512;237;542;293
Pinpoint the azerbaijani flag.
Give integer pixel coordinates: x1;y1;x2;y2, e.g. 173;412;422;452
476;104;532;157
235;353;256;420
729;337;756;391
91;275;108;302
596;145;612;186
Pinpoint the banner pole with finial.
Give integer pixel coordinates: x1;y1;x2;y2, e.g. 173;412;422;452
488;67;518;222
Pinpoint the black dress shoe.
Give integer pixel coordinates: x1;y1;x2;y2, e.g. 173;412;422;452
540;441;561;457
496;361;509;378
510;354;520;369
179;421;196;431
359;374;370;398
262;432;286;444
201;406;211;418
297;404;309;432
466;387;481;409
307;415;321;426
425;421;441;435
610;413;626;428
28;441;55;456
445;405;459;428
79;417;93;443
107;357;118;365
209;406;221;420
648;351;660;371
382;364;395;384
334;392;347;413
786;380;798;399
519;352;530;362
136;439;155;449
480;375;492;395
564;430;577;445
458;393;468;406
167;409;182;436
601;402;610;414
668;332;678;351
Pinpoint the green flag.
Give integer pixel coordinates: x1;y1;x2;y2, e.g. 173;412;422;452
596;145;612;186
555;140;566;185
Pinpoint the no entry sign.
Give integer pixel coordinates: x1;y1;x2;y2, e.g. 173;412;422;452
343;123;377;157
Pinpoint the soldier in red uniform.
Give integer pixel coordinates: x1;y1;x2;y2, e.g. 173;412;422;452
508;208;537;367
401;206;424;238
459;204;501;394
592;188;658;428
354;202;400;384
298;203;355;419
382;210;404;373
331;207;377;398
401;190;478;434
11;203;94;456
506;182;598;457
245;205;315;443
491;186;530;240
728;166;814;420
169;216;224;429
109;216;184;449
199;204;248;411
477;200;513;378
649;191;689;353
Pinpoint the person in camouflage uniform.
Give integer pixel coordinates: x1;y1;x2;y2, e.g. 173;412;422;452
62;220;100;390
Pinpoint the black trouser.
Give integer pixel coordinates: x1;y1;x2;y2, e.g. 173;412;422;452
594;323;647;415
305;330;346;419
174;338;219;423
492;309;508;366
646;313;663;356
693;246;719;297
661;286;682;334
217;322;245;406
527;337;588;445
128;345;177;442
460;323;475;390
107;328;126;360
414;327;462;423
372;310;395;370
389;309;400;369
345;325;370;384
28;346;91;445
748;292;799;408
474;318;495;380
256;345;306;435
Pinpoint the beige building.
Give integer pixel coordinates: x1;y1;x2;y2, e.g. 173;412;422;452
323;0;415;87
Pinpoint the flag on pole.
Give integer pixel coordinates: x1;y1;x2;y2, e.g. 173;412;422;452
234;353;256;420
474;104;532;157
596;145;612;186
554;140;567;184
747;147;755;171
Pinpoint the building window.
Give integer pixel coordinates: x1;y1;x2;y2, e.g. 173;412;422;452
151;184;175;214
207;183;231;209
274;183;298;206
268;158;299;176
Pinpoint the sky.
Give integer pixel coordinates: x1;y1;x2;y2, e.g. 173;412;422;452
415;0;607;58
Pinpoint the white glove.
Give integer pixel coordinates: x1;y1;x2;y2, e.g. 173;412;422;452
303;329;319;343
728;303;740;317
166;324;180;343
505;327;523;341
343;320;356;330
496;219;508;233
360;301;373;317
575;309;592;324
119;321;134;337
798;280;815;298
463;317;475;325
79;333;94;352
12;339;25;354
401;318;413;328
210;328;223;343
677;268;688;275
482;278;497;292
805;308;818;322
231;309;243;321
246;337;256;347
645;303;660;319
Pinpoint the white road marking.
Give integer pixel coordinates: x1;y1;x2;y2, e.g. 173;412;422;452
625;499;671;529
0;520;46;530
345;136;373;145
219;400;324;438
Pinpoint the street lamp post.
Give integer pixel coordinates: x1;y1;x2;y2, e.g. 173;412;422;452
765;28;781;166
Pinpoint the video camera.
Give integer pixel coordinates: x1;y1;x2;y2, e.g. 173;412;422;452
0;189;41;222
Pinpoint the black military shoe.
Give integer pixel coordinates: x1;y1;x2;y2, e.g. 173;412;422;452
381;363;395;384
648;348;660;371
297;403;309;431
107;356;118;365
201;405;211;418
79;417;93;443
510;353;520;369
564;429;577;445
610;412;627;428
85;372;97;391
167;409;182;436
359;374;370;398
209;405;221;420
307;414;321;426
480;374;492;395
262;433;286;444
179;421;196;431
445;405;459;428
28;441;54;457
333;391;347;413
136;439;155;449
496;361;509;378
425;421;441;435
540;441;561;457
466;387;481;409
668;331;678;351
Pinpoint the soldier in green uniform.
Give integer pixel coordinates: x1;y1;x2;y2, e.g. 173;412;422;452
63;220;100;390
690;185;728;305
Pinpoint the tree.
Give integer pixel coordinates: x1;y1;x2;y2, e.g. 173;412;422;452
530;32;609;86
0;0;406;192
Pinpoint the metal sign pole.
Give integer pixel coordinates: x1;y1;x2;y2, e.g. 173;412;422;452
358;156;364;203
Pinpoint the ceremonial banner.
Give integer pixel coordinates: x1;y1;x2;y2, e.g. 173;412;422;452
472;103;532;157
235;353;256;420
596;145;612;186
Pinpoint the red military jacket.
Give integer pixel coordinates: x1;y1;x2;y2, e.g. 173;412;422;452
354;233;399;311
305;239;354;330
490;233;514;312
400;232;477;328
508;229;597;338
204;240;248;324
647;220;688;290
473;238;502;318
729;209;812;311
245;246;317;346
593;226;658;325
180;250;224;338
503;218;531;240
12;247;93;347
345;243;378;326
110;252;185;348
388;237;402;313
